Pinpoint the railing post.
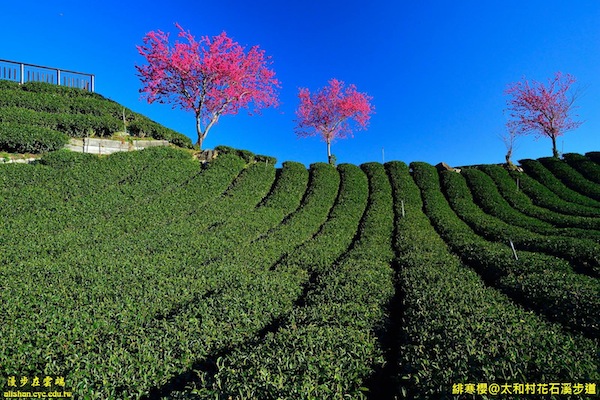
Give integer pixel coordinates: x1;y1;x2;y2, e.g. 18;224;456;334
20;63;24;84
91;74;95;92
57;69;61;86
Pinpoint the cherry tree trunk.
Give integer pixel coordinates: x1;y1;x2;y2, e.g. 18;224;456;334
196;115;204;150
326;140;336;165
551;135;559;158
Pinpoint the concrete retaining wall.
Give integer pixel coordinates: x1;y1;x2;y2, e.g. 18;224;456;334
0;157;38;164
67;138;169;155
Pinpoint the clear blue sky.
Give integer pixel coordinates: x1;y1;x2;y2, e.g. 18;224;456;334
2;1;599;167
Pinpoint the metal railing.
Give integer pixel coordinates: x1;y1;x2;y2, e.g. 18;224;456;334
0;59;95;92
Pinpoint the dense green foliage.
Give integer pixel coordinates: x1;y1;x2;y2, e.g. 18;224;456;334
563;153;600;184
538;156;600;201
390;161;598;398
479;164;600;230
519;158;600;209
0;122;69;153
0;81;192;152
586;151;600;164
0;147;598;399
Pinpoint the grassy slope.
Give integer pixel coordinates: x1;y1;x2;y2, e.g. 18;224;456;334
0;80;192;153
0;86;598;399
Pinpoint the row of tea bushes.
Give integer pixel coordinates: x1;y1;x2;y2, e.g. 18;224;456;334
0;122;68;153
462;167;600;241
388;161;599;398
563;153;600;184
439;167;600;278
0;81;192;151
190;163;394;399
519;158;600;209
479;164;600;230
508;167;600;218
411;162;599;338
537;156;600;201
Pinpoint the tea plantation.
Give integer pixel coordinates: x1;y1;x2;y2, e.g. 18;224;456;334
0;85;598;399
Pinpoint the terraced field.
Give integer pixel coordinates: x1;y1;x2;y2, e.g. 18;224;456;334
0;146;598;399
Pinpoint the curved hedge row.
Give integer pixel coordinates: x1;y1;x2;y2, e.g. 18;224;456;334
538;156;600;201
412;162;599;337
214;145;277;165
394;161;599;398
0;122;69;153
509;168;600;217
462;167;600;241
519;158;600;209
0;106;120;137
563;153;600;184
0;81;192;149
439;167;600;277
479;164;600;230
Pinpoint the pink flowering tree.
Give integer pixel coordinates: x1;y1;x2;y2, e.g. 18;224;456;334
505;72;582;158
136;24;280;150
295;79;373;164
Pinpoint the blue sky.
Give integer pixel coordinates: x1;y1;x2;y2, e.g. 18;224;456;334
2;1;599;167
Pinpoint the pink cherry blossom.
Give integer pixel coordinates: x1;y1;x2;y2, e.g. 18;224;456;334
505;72;582;158
295;79;373;163
136;24;280;149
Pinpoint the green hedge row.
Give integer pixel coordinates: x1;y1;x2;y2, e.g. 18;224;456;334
0;81;192;148
0;106;120;137
55;162;337;398
214;145;277;165
537;156;600;201
519;158;600;209
0;81;102;98
21;81;103;98
462;167;600;241
509;166;600;218
0;151;294;398
412;162;599;337
439;167;600;277
585;151;600;164
479;164;600;230
563;153;600;184
0;122;69;153
195;163;393;399
0;88;116;116
391;161;599;398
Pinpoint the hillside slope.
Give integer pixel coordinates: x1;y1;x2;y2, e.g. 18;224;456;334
0;146;598;399
0;80;192;154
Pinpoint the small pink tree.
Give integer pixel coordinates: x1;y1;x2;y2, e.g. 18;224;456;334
505;72;582;158
295;79;373;164
136;24;280;150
